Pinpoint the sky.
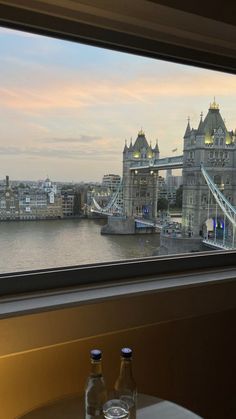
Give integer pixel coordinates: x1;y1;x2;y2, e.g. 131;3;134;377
0;27;236;182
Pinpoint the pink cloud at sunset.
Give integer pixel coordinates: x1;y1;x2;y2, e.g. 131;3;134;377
1;72;236;113
0;26;236;181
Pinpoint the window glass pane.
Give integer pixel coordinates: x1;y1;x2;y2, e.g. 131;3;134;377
0;27;235;273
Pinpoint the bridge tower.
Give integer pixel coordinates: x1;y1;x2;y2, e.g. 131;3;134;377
182;100;236;237
123;130;159;219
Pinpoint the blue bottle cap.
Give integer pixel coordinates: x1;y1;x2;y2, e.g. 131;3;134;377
90;349;102;360
121;347;132;358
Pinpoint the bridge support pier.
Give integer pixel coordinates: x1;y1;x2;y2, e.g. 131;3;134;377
101;216;159;235
101;216;135;234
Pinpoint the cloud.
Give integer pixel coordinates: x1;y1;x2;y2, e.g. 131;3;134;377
1;31;236;182
123;72;236;98
0;86;86;111
27;122;51;134
0;140;120;160
45;135;102;144
0;68;235;117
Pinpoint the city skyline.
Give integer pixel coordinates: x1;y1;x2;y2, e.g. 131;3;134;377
1;27;236;182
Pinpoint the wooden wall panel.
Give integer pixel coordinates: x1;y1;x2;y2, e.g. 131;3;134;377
0;308;235;419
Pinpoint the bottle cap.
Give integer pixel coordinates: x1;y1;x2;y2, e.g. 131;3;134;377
90;349;102;360
121;347;132;358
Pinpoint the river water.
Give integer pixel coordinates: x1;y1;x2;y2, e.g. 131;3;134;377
0;219;161;274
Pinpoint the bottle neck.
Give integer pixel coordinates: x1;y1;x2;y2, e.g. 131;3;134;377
119;358;133;378
90;359;102;377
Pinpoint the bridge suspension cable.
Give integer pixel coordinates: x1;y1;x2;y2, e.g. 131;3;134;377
201;164;236;228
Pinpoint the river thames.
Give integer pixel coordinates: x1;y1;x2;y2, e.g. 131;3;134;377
0;219;161;274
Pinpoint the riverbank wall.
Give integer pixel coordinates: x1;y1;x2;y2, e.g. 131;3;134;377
158;234;203;255
0;214;106;222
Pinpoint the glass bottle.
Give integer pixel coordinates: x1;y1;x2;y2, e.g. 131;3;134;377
114;348;137;419
85;349;107;419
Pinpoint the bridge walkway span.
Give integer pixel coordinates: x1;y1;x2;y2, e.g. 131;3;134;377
130;155;183;171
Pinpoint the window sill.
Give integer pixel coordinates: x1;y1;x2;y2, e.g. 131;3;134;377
1;266;236;320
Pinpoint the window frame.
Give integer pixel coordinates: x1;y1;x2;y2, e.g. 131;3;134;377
0;5;236;297
1;251;236;297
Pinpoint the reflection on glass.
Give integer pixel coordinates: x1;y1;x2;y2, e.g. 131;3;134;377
103;399;129;419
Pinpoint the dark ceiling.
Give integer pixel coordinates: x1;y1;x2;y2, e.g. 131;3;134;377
0;0;235;73
148;0;236;26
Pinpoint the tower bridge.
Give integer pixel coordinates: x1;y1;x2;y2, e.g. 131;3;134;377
129;155;183;171
93;101;236;250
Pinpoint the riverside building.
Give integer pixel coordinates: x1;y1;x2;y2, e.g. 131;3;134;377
102;174;121;193
0;176;63;221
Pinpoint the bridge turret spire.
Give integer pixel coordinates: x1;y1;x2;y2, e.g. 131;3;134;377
133;129;149;150
184;117;191;138
138;128;145;136
123;139;128;153
209;97;219;110
154;139;159;153
197;111;204;134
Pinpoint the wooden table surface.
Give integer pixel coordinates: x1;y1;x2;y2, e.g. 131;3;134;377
19;393;203;419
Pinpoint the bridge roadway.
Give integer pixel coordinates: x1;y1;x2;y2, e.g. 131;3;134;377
130;155;183;171
90;208;116;216
134;218;163;229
